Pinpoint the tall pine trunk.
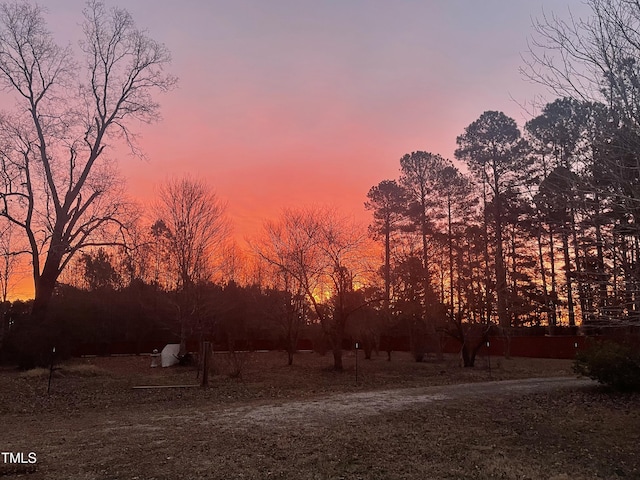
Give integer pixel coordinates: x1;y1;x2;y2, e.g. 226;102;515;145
536;222;552;332
493;185;509;328
561;225;575;327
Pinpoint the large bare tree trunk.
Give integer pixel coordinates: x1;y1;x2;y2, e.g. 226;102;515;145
332;347;344;372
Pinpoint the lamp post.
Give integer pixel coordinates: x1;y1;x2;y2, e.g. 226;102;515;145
355;342;359;384
47;346;56;394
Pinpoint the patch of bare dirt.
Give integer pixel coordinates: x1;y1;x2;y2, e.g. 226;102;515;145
2;352;637;479
198;377;594;430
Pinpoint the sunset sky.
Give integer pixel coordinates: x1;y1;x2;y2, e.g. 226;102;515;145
52;1;591;231
5;1;593;297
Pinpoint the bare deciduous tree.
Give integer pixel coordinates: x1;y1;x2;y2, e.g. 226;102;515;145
155;176;228;353
155;177;228;289
255;206;374;371
523;0;640;129
0;0;175;330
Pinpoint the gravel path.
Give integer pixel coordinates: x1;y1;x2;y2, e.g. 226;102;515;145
147;376;595;431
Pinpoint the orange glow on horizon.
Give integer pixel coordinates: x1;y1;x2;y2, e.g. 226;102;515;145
1;1;593;301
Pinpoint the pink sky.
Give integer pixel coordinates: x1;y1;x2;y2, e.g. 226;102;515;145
54;1;591;239
4;1;594;297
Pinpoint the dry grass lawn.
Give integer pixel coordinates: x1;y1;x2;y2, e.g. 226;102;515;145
0;351;638;479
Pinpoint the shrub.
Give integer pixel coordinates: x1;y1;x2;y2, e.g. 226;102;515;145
223;351;250;378
574;340;640;392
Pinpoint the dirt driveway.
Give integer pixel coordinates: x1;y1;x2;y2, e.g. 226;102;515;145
148;376;594;431
4;376;620;480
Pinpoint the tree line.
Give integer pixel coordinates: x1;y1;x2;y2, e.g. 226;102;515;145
365;100;640;365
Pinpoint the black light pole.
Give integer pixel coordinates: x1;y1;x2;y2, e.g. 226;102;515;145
47;346;56;394
486;341;491;379
355;342;359;384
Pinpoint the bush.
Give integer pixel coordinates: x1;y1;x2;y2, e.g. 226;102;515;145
574;340;640;392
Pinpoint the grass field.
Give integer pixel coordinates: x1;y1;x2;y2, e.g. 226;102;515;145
1;351;638;479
